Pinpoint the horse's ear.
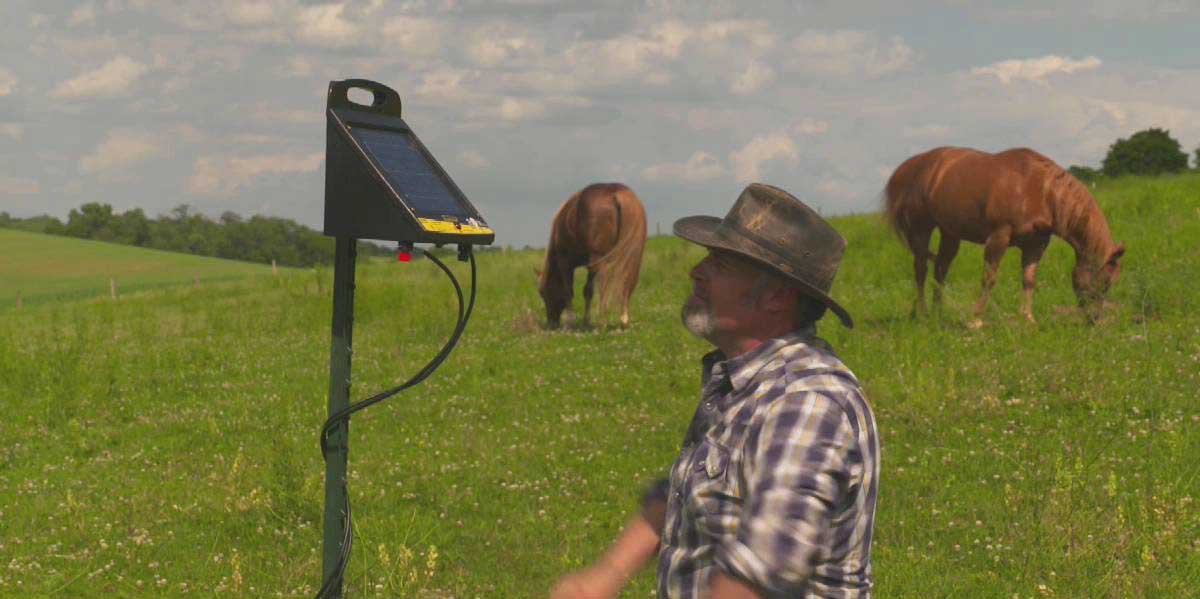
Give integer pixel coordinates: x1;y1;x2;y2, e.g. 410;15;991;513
1108;244;1126;265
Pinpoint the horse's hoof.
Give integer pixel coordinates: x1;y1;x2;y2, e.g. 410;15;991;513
966;318;985;330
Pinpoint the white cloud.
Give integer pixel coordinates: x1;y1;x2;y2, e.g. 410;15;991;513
188;152;324;197
51;55;148;99
561;21;696;88
793;117;830;136
380;16;446;57
730;132;800;182
465;95;591;125
786;30;915;78
415;68;481;106
463;23;539;67
68;2;97;27
0;67;16;96
731;60;776;95
971;55;1102;84
458;149;491;170
295;3;363;48
962;1;1200;21
0;175;40;196
902;124;952;138
80;129;161;179
0;123;23;141
815;178;860;203
224;0;279;26
250;101;318;125
641;151;726;183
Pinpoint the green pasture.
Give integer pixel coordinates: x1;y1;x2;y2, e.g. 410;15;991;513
0;173;1198;597
0;228;274;307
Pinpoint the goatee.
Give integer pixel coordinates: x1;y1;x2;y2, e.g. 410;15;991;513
681;298;714;339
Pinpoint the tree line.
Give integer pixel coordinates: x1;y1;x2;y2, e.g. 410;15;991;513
1069;127;1199;184
0;203;392;267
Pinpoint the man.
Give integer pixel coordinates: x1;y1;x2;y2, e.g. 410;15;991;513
551;183;880;598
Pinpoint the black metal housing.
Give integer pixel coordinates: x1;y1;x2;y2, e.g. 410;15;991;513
323;78;494;245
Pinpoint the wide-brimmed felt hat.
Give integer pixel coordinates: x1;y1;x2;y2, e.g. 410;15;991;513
674;183;854;328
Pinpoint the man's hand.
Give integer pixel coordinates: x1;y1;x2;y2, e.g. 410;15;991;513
550;511;661;599
549;563;624;599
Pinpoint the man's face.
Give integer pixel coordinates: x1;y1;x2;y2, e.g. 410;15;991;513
682;249;766;342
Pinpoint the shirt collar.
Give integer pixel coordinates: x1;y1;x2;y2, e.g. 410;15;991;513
701;324;819;393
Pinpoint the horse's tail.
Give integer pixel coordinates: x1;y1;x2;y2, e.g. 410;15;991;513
592;186;647;316
882;150;935;255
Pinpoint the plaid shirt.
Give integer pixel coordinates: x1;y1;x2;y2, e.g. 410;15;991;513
654;328;879;598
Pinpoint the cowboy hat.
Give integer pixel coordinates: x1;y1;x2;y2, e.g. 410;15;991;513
673;183;853;328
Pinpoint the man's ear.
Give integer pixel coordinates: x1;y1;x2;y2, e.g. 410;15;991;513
766;285;802;314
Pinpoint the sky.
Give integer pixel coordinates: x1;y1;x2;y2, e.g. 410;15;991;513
2;0;1199;249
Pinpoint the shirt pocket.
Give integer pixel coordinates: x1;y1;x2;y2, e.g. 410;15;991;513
684;440;741;540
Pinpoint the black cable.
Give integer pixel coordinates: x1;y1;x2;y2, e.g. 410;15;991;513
316;248;477;598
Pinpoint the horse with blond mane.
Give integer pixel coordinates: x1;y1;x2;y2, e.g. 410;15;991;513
884;146;1125;326
538;183;647;329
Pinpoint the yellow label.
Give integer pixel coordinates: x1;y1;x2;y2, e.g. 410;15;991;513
418;218;493;236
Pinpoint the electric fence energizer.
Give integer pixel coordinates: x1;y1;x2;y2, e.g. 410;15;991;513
317;78;494;598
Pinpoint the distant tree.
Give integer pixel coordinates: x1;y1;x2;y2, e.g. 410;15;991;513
114;208;152;246
1067;165;1101;185
1101;127;1189;177
1195;146;1199;170
65;202;117;240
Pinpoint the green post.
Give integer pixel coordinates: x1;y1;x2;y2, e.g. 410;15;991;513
321;236;356;597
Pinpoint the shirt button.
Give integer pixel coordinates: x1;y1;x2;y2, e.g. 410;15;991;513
704;401;714;410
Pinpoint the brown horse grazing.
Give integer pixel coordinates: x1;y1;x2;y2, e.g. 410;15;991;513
884;146;1125;326
538;183;647;329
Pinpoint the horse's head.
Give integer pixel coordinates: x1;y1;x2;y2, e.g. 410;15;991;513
1073;243;1125;317
536;267;568;329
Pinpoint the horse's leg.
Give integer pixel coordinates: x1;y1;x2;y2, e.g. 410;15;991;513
619;280;631;327
969;227;1012;329
1019;235;1051;324
932;235;960;311
560;262;577;327
909;227;934;318
582;269;597;327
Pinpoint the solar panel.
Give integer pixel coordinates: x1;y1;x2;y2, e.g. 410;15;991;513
349;126;473;221
324;78;493;244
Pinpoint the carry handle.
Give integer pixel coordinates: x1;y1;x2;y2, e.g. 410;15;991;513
327;79;402;117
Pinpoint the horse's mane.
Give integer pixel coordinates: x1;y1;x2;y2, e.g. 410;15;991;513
1028;151;1115;263
539;190;584;291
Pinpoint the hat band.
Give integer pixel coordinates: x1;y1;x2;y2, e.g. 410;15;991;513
720;220;832;291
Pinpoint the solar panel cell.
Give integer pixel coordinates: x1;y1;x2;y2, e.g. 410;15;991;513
350;126;474;221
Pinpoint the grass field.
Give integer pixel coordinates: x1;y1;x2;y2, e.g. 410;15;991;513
0;228;274;307
1;173;1198;598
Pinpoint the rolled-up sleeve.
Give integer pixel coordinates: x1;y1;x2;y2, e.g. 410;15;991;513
713;391;853;594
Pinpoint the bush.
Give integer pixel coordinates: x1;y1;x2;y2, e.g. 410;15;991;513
1101;127;1189;177
1067;165;1101;185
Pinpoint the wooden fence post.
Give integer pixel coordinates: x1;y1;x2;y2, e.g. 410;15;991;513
110;278;117;300
15;290;21;309
272;259;278;276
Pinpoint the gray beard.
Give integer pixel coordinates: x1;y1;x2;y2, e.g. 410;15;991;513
681;300;714;339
